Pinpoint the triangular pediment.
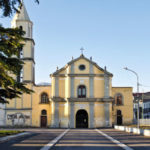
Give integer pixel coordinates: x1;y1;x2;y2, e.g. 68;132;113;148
51;54;113;77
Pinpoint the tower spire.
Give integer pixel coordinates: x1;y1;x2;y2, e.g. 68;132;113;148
18;1;30;21
12;1;30;24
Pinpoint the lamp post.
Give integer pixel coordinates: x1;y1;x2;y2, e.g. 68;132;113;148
124;67;140;128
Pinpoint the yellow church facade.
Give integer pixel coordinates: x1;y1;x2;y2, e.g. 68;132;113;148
3;3;133;128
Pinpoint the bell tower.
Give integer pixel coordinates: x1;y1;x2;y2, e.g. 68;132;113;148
11;2;35;84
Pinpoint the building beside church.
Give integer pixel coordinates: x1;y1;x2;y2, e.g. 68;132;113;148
133;92;150;120
0;3;133;128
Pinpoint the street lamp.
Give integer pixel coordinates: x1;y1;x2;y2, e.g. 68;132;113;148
124;67;140;128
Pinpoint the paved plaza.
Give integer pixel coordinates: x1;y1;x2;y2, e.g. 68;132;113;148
0;128;150;150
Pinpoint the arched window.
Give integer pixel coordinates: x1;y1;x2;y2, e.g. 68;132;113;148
41;109;47;115
78;85;86;98
41;93;49;104
115;93;123;105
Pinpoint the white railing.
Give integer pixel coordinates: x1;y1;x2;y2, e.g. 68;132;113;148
140;119;150;126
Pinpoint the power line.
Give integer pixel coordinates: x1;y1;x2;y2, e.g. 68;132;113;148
139;84;150;87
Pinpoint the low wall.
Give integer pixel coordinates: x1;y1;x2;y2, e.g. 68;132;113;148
139;119;150;126
114;125;150;137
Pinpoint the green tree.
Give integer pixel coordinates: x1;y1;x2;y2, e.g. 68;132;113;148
0;0;39;103
0;0;39;17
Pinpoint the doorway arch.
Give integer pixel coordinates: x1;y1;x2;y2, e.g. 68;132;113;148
76;109;88;128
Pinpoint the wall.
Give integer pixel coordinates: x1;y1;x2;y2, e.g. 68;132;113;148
112;87;133;125
0;104;5;126
5;83;33;126
32;85;51;127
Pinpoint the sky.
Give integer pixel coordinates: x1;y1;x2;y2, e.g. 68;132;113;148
1;0;150;92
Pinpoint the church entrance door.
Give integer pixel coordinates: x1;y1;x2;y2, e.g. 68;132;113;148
76;109;88;128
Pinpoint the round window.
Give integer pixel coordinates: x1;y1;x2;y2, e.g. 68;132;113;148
79;64;86;71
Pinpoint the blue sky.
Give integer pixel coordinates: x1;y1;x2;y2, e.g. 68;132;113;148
1;0;150;92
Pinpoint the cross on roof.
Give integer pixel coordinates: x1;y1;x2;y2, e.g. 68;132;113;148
80;47;84;55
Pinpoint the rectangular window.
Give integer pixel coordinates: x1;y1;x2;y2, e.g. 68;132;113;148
82;89;86;95
78;89;81;96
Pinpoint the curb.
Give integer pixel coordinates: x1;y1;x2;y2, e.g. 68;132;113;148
0;132;31;143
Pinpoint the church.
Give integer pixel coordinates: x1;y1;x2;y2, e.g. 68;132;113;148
0;3;133;128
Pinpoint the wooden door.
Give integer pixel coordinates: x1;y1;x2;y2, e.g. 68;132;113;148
41;116;47;127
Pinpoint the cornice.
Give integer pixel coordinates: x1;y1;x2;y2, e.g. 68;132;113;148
5;108;32;110
51;97;66;102
68;97;113;102
21;58;35;64
51;97;113;102
24;38;35;45
51;73;113;77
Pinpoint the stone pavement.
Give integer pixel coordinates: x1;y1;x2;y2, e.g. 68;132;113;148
0;128;150;150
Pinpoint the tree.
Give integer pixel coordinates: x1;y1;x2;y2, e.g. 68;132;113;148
0;0;39;17
0;0;39;103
